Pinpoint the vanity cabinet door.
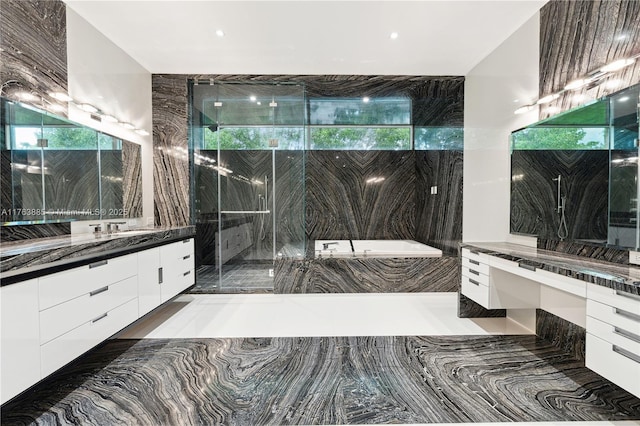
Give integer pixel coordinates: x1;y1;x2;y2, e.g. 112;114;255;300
138;247;162;316
1;279;41;404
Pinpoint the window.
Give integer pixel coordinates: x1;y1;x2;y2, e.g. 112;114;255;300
511;127;608;150
308;97;412;150
414;127;463;150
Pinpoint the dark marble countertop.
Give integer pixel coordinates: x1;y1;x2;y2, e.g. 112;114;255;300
461;242;640;296
1;226;195;285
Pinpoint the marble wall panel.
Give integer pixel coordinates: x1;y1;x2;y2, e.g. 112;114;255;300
539;0;640;119
274;257;459;294
536;309;586;361
0;222;70;242
0;0;68;114
306;151;416;241
152;74;191;227
415;150;463;255
275;151;305;249
122;140;142;219
511;150;608;242
538;238;631;265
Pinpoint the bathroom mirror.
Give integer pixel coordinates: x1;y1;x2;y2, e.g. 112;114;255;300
510;84;639;249
0;97;143;225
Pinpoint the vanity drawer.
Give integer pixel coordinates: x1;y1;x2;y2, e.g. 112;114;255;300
40;298;139;377
586;315;640;356
174;238;194;259
586;333;640;398
461;266;490;286
39;254;137;310
461;248;490;263
587;284;640;315
461;274;490;308
586;299;640;335
461;256;489;275
39;276;138;345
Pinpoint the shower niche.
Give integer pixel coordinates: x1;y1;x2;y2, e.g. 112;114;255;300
189;81;306;292
510;84;639;249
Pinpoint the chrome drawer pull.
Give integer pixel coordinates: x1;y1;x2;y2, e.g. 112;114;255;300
92;312;108;323
613;345;640;364
614;308;640;323
469;269;480;276
89;286;109;297
615;290;640;302
468;278;480;286
183;271;191;276
89;260;108;269
614;327;640;344
469;259;480;266
183;255;191;260
518;262;536;271
158;267;163;284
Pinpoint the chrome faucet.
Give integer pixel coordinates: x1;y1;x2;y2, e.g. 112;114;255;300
89;223;102;238
322;242;339;250
106;221;127;234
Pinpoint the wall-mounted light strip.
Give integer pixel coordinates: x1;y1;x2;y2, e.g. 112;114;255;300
515;53;640;114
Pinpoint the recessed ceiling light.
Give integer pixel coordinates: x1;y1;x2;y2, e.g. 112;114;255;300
362;97;370;103
618;96;630;102
389;32;399;40
536;93;560;105
514;105;534;115
600;58;635;73
121;122;135;130
101;114;118;123
135;129;150;136
216;30;225;37
564;78;589;91
249;95;257;102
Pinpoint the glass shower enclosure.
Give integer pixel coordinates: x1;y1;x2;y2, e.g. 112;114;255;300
190;81;306;292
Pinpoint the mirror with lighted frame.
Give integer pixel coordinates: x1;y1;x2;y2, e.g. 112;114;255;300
0;97;143;226
510;84;639;250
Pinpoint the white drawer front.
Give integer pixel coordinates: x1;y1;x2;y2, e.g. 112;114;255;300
177;252;194;273
587;299;640;336
40;298;139;377
175;238;194;259
461;275;490;308
534;268;586;297
39;254;137;310
586;316;640;356
461;266;489;286
39;276;138;344
587;284;640;314
461;256;489;275
586;333;640;398
461;248;489;264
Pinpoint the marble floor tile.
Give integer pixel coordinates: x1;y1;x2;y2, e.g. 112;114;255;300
117;293;533;339
2;336;639;425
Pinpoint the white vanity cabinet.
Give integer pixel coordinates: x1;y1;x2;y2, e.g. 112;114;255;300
160;238;195;303
1;279;41;404
0;236;195;405
586;284;640;398
460;248;492;308
38;254;139;377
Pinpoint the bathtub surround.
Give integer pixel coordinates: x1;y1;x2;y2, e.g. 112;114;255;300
0;0;68;113
3;335;639;424
274;257;459;293
510;150;609;241
539;1;640;119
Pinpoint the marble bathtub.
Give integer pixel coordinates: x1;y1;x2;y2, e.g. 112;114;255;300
276;240;455;294
314;239;443;259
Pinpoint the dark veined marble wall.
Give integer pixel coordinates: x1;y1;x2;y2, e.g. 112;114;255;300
539;0;640;119
510;150;609;242
122;140;143;219
153;75;465;254
0;0;68;114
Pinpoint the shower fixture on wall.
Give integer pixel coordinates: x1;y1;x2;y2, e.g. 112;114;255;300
552;175;569;240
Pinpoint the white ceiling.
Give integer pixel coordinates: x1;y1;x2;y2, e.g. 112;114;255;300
64;0;547;75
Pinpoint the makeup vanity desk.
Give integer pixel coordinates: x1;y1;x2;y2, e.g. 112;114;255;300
460;242;640;399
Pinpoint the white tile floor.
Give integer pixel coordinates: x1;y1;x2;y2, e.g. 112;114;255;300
118;292;532;339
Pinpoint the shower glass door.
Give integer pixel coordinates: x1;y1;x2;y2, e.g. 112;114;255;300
191;81;305;293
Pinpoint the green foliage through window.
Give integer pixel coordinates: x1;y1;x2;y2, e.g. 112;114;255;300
309;127;411;150
511;127;608;150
